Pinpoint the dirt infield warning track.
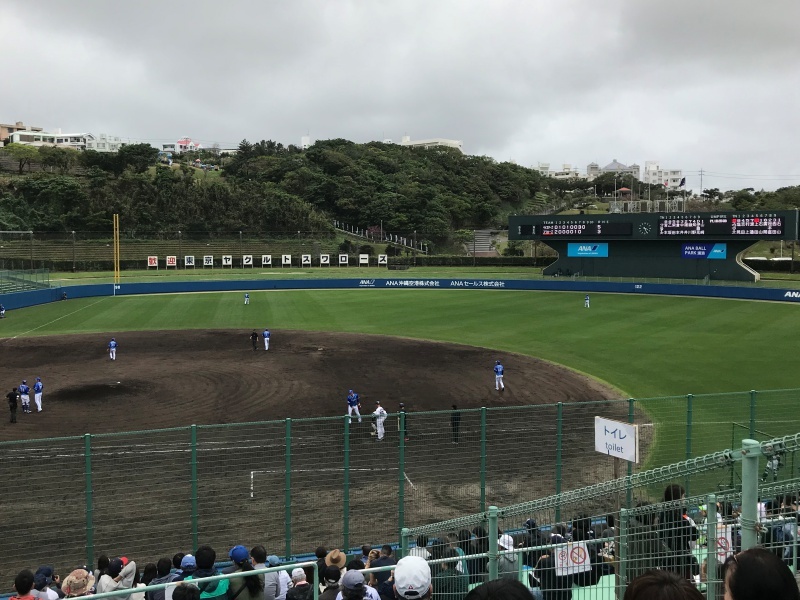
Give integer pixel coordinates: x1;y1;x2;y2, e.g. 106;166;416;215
1;330;621;440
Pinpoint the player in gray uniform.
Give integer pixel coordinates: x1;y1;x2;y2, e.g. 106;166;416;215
18;380;31;414
372;401;388;441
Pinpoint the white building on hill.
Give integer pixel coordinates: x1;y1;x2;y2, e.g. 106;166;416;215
643;161;684;189
399;135;463;152
7;129;122;152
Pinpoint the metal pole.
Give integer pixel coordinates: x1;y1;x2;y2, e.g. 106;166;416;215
480;407;487;512
30;230;34;269
398;411;406;542
284;419;292;560
627;398;635;508
618;508;629;597
239;231;243;266
473;231;476;267
741;439;760;550
84;434;94;569
556;402;563;522
343;416;351;553
72;231;76;271
686;394;693;497
706;494;718;600
749;390;757;439
178;231;182;267
191;425;198;551
487;506;499;581
401;528;411;560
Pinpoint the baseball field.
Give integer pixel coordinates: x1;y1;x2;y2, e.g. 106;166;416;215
2;273;800;572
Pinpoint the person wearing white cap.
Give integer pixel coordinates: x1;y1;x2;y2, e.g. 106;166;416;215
497;534;519;580
286;568;310;600
393;556;432;599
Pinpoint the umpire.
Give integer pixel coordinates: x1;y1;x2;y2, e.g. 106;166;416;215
249;330;259;351
7;387;19;423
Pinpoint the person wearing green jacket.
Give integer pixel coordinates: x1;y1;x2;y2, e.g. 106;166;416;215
185;546;229;600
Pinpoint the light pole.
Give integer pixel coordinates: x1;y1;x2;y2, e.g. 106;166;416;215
72;231;76;272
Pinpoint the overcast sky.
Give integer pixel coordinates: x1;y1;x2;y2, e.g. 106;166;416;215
3;0;799;191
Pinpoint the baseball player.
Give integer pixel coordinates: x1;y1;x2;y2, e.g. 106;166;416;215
108;337;118;360
585;294;590;308
262;328;270;351
494;360;505;391
0;304;5;318
346;390;362;424
244;293;250;305
250;330;259;351
372;401;387;441
33;377;43;412
18;379;31;414
7;387;19;423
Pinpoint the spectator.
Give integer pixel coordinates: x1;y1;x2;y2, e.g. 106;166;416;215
600;515;616;556
447;532;469;582
60;570;95;598
360;546;373;564
227;546;264;600
251;546;280;600
12;570;36;600
172;585;201;600
94;555;110;583
286;569;311;600
172;554;186;574
267;556;291;600
148;558;176;600
407;536;430;560
337;570;380;600
622;570;702;600
657;484;699;579
368;545;396;599
723;548;800;600
96;557;138;600
393;556;432;600
315;547;329;583
365;550;381;569
625;503;663;579
497;534;519;581
464;579;534;600
174;555;196;582
431;548;468;600
132;564;157;600
469;526;489;584
185;545;229;600
319;566;341;600
33;566;62;600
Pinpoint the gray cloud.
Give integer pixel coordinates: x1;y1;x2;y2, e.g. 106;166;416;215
2;0;799;190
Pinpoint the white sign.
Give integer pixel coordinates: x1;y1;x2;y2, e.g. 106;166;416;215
320;254;330;266
242;254;253;267
301;254;311;266
555;542;592;577
594;417;639;463
339;254;349;265
185;255;195;267
359;254;369;265
716;524;734;562
166;255;177;268
222;255;233;267
203;255;213;267
282;254;291;266
378;254;388;265
147;255;158;268
261;254;272;266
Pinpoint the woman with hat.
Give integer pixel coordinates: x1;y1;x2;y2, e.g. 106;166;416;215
61;570;96;598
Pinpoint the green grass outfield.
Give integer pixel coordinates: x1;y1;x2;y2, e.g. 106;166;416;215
4;281;800;467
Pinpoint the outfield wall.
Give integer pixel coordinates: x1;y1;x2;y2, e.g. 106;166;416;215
3;278;800;311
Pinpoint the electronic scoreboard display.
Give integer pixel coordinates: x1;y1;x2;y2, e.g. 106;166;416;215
509;211;797;241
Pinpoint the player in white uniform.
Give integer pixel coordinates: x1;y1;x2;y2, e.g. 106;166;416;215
18;380;31;414
244;293;250;305
372;401;388;441
494;360;505;391
585;294;590;308
33;377;43;412
108;338;118;360
262;328;270;350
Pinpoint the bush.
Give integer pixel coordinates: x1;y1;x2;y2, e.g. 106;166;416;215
358;244;374;256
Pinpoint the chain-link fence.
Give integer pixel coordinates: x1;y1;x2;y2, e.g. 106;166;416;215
2;391;800;587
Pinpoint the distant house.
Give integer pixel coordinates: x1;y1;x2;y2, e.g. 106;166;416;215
6;129;122;152
163;137;202;154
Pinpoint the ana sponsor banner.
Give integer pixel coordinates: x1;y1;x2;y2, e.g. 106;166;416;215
567;243;609;258
682;243;727;259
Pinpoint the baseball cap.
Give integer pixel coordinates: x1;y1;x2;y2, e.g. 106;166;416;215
349;390;354;394
524;518;537;531
35;566;54;584
22;379;27;384
291;568;305;581
394;556;431;599
375;400;380;404
496;360;501;364
36;377;41;381
341;570;365;590
229;545;249;564
181;555;197;570
498;534;514;550
108;558;124;578
266;555;281;567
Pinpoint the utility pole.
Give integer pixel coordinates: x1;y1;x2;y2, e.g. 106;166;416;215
700;168;704;199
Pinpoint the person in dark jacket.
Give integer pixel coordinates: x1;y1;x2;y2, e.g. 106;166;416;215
184;546;229;600
147;558;175;600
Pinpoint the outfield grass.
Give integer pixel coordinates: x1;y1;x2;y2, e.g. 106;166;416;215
3;285;800;470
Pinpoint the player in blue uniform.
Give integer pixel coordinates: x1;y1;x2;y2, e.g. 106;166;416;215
262;328;270;350
494;360;505;391
0;304;5;318
244;293;250;305
18;379;31;413
108;337;118;360
33;377;43;412
585;294;590;308
347;390;362;424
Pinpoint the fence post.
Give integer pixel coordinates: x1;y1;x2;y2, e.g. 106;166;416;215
343;416;351;553
556;402;563;523
84;433;94;569
618;508;628;599
480;407;487;513
487;506;499;581
749;390;757;439
685;394;693;496
627;398;634;508
741;439;760;550
398;411;406;542
284;419;292;560
190;425;198;551
401;527;411;559
706;494;718;600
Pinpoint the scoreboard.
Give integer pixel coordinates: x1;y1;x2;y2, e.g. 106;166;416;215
510;211;798;241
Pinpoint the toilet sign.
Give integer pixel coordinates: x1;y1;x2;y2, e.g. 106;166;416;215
594;417;639;463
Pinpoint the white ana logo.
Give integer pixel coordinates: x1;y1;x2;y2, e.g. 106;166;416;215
784;291;800;298
359;279;375;286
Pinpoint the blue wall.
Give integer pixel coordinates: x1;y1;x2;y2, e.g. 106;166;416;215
3;278;800;311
